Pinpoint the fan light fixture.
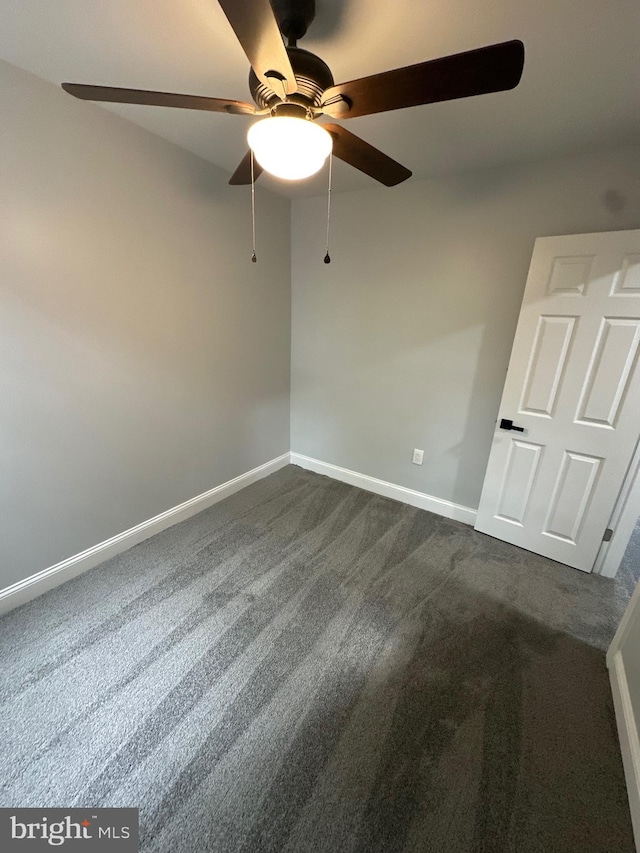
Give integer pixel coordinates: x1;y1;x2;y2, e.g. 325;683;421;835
247;117;332;181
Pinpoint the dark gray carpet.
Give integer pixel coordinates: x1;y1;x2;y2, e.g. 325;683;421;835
1;465;637;852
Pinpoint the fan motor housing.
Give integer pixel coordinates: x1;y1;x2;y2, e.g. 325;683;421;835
249;46;334;112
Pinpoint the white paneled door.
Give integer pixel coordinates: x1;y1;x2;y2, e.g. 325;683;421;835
475;230;640;572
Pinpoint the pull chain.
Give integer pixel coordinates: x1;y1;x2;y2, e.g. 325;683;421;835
250;150;257;263
324;151;333;264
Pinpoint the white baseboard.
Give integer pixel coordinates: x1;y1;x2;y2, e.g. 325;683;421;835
0;453;290;616
290;453;477;526
608;650;640;851
1;451;475;617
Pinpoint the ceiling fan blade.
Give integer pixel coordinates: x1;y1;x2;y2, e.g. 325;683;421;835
61;83;257;115
322;40;524;119
229;151;264;185
324;124;411;187
217;0;297;95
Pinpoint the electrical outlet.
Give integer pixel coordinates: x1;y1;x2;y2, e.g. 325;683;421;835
412;448;424;465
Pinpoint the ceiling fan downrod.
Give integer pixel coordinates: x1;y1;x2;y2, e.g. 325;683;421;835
272;0;316;46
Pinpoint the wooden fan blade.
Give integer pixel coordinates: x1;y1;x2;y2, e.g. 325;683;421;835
229;151;264;185
217;0;297;95
324;124;411;187
322;40;524;119
61;83;257;115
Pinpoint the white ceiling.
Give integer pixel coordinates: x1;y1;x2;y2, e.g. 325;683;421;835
2;0;639;198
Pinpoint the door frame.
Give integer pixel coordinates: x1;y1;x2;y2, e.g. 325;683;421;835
594;432;640;578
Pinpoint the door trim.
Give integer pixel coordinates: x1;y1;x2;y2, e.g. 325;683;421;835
593;434;640;577
608;579;640;849
608;650;640;851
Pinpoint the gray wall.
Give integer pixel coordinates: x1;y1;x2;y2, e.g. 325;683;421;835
291;145;640;510
1;61;291;587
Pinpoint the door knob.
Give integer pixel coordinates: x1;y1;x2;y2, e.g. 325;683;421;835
499;418;525;432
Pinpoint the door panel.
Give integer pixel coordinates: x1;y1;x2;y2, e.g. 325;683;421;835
542;451;601;543
614;254;640;294
496;440;543;525
520;315;576;416
575;319;640;427
547;254;594;295
475;230;640;572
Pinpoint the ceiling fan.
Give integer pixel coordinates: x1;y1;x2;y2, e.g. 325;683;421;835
62;0;525;187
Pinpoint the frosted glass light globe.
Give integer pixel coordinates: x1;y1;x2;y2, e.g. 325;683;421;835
247;117;332;181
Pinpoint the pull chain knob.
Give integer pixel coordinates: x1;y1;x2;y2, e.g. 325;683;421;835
324;151;332;264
